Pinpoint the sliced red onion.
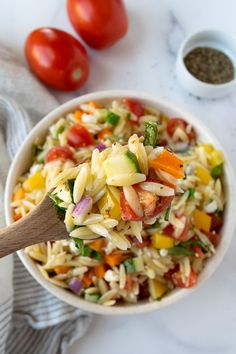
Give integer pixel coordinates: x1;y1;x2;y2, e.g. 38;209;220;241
96;142;106;152
68;278;83;294
72;196;93;218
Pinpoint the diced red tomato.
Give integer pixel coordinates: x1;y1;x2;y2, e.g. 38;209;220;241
67;123;93;148
123;98;144;120
172;269;197;288
194;246;205;258
120;178;174;222
133;238;151;249
205;231;220;247
46;146;75;163
135;186;158;219
167;118;196;141
125;275;133;290
164;264;179;281
120;191;142;221
209;213;223;232
138;281;150;299
163;215;189;241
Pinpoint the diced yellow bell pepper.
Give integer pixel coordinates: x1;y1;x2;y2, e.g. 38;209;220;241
148;279;168;300
208;150;224;167
195;166;212;185
201;144;214;154
151;233;175;249
23;171;45;192
192;209;212;232
97;187;121;219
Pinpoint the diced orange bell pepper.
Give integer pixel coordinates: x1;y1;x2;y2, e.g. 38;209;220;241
149;149;184;179
98;129;113;141
54;265;71;274
13;212;22;221
192;209;212;232
74;110;83;122
94;264;106;279
82;271;93;288
88;101;101;109
13;187;25;201
104;251;129;267
89;239;105;252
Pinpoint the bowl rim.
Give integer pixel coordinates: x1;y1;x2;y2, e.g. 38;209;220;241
4;89;236;315
177;28;236;90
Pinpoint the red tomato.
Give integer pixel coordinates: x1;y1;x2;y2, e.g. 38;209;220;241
138;281;150;299
67;0;128;49
25;28;89;91
120;184;173;222
133;238;151;249
205;231;220;247
172;269;197;288
125;275;133;291
46;146;74;163
209;213;223;232
167;118;196;141
163;215;189;241
135;187;158;219
120;192;142;221
67;124;93;148
194;246;205;259
123;98;144;120
164;264;179;281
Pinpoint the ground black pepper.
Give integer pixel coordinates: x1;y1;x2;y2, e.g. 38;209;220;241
184;47;234;84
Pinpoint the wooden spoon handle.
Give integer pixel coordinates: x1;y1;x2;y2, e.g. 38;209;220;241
0;195;67;258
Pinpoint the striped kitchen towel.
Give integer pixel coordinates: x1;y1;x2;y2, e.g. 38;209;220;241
0;46;92;354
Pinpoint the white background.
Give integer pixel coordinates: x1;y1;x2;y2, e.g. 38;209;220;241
1;0;236;353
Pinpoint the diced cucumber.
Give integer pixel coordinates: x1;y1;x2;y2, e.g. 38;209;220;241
133;257;144;272
84;293;101;303
123;259;135;273
103;149;140;179
124;257;144;273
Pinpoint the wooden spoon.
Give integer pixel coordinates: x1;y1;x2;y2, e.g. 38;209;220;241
0;194;68;258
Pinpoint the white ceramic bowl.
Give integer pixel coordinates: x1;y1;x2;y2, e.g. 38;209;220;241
4;90;236;315
176;29;236;98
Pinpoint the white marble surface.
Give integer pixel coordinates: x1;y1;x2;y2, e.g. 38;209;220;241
1;0;236;353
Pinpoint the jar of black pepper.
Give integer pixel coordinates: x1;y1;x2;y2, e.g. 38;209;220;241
176;29;236;98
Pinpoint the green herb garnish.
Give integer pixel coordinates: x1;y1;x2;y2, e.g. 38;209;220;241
164;206;171;221
188;188;196;199
106;111;120;126
56;125;65;137
67;179;75;203
48;192;66;217
168;247;195;256
144;121;158;147
211;164;223;179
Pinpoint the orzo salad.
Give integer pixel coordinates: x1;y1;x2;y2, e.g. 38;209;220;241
12;98;225;305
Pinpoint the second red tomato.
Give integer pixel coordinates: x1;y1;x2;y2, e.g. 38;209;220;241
67;0;128;49
25;28;89;91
